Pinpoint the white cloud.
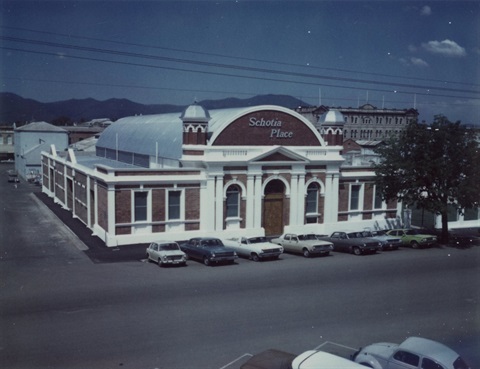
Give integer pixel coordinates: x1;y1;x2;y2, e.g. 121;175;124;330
410;57;429;67
420;6;432;16
421;39;466;57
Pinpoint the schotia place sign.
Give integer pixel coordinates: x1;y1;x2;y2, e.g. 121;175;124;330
249;117;294;139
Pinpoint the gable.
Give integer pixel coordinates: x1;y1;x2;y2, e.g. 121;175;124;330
249;147;308;163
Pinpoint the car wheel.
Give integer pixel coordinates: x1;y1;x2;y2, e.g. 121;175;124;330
251;253;260;262
353;246;362;255
203;257;211;266
157;259;163;267
411;241;420;249
303;248;311;258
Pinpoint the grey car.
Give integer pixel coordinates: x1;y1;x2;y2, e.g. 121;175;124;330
352;336;471;369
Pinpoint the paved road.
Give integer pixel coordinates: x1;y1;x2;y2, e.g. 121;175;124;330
1;164;479;369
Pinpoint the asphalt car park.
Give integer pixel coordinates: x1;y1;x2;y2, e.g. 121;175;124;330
2;164;479;368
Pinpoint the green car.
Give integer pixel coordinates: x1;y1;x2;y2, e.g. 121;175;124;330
386;229;437;248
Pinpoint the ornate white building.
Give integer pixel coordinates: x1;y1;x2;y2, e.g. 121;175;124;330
41;104;401;247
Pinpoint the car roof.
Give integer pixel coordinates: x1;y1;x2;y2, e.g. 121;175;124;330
399;337;459;364
292;350;366;369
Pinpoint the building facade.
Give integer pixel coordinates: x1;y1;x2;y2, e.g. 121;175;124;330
15;122;69;181
296;103;419;141
41;104;401;247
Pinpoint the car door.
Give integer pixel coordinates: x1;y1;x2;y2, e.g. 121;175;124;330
331;232;347;252
283;234;297;253
151;243;159;262
387;350;421;369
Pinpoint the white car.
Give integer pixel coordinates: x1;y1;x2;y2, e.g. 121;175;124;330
241;349;366;369
352;336;471;369
271;233;334;257
146;241;187;266
224;236;283;261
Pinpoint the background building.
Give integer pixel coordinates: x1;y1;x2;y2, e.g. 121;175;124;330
296;103;419;141
15;122;68;181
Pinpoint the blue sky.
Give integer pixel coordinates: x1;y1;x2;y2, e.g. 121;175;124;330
1;0;479;124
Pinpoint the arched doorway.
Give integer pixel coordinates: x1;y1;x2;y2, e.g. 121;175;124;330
263;179;285;236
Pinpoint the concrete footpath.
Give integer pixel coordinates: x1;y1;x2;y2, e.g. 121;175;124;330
35;191;148;263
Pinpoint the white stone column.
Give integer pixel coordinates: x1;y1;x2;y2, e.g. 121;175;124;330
254;174;263;228
86;175;91;228
246;174;255;228
297;173;306;225
107;185;116;244
324;171;339;223
201;176;216;231
290;174;298;226
215;175;224;231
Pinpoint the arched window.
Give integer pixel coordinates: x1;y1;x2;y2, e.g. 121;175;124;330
226;185;240;218
305;182;319;223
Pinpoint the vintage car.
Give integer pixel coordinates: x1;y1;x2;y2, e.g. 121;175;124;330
241;349;366;369
362;229;402;251
223;236;283;261
146;241;187;266
179;237;238;266
386;229;437;248
352;336;471;369
317;231;381;255
270;233;333;257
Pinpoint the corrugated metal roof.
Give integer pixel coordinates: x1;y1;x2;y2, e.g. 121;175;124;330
96;113;183;160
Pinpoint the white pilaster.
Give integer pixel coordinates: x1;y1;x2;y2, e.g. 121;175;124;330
107;185;115;237
324;171;340;223
254;174;263;228
290;174;298;225
246;174;255;228
297;173;306;225
202;176;216;231
215;175;224;231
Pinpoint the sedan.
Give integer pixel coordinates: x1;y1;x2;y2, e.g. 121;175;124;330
386;229;437;248
146;241;187;266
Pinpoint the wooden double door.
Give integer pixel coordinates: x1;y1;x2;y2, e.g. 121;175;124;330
263;180;285;236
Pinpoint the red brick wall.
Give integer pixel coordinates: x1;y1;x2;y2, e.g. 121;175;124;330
115;190;131;224
97;184;108;230
213;110;322;146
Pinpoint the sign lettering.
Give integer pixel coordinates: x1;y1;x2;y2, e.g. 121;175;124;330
249;117;294;139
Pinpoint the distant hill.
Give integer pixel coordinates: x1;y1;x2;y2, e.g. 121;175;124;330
0;92;309;125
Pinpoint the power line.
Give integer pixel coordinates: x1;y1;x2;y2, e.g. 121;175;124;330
3;25;479;89
3;45;479;103
2;35;479;97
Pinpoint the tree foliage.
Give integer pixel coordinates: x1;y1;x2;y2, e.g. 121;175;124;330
373;115;480;242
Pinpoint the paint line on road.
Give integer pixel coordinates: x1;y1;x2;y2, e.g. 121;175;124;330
218;353;253;369
314;340;357;352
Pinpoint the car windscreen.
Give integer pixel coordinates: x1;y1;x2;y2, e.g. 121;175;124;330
159;244;179;251
201;239;223;247
298;234;317;240
347;232;363;238
249;237;268;243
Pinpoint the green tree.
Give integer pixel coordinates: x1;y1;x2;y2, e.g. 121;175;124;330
373;115;480;243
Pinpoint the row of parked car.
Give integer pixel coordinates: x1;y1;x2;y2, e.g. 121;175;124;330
145;228;445;267
240;336;471;369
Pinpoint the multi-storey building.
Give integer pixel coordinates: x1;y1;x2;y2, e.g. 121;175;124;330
296;103;419;141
